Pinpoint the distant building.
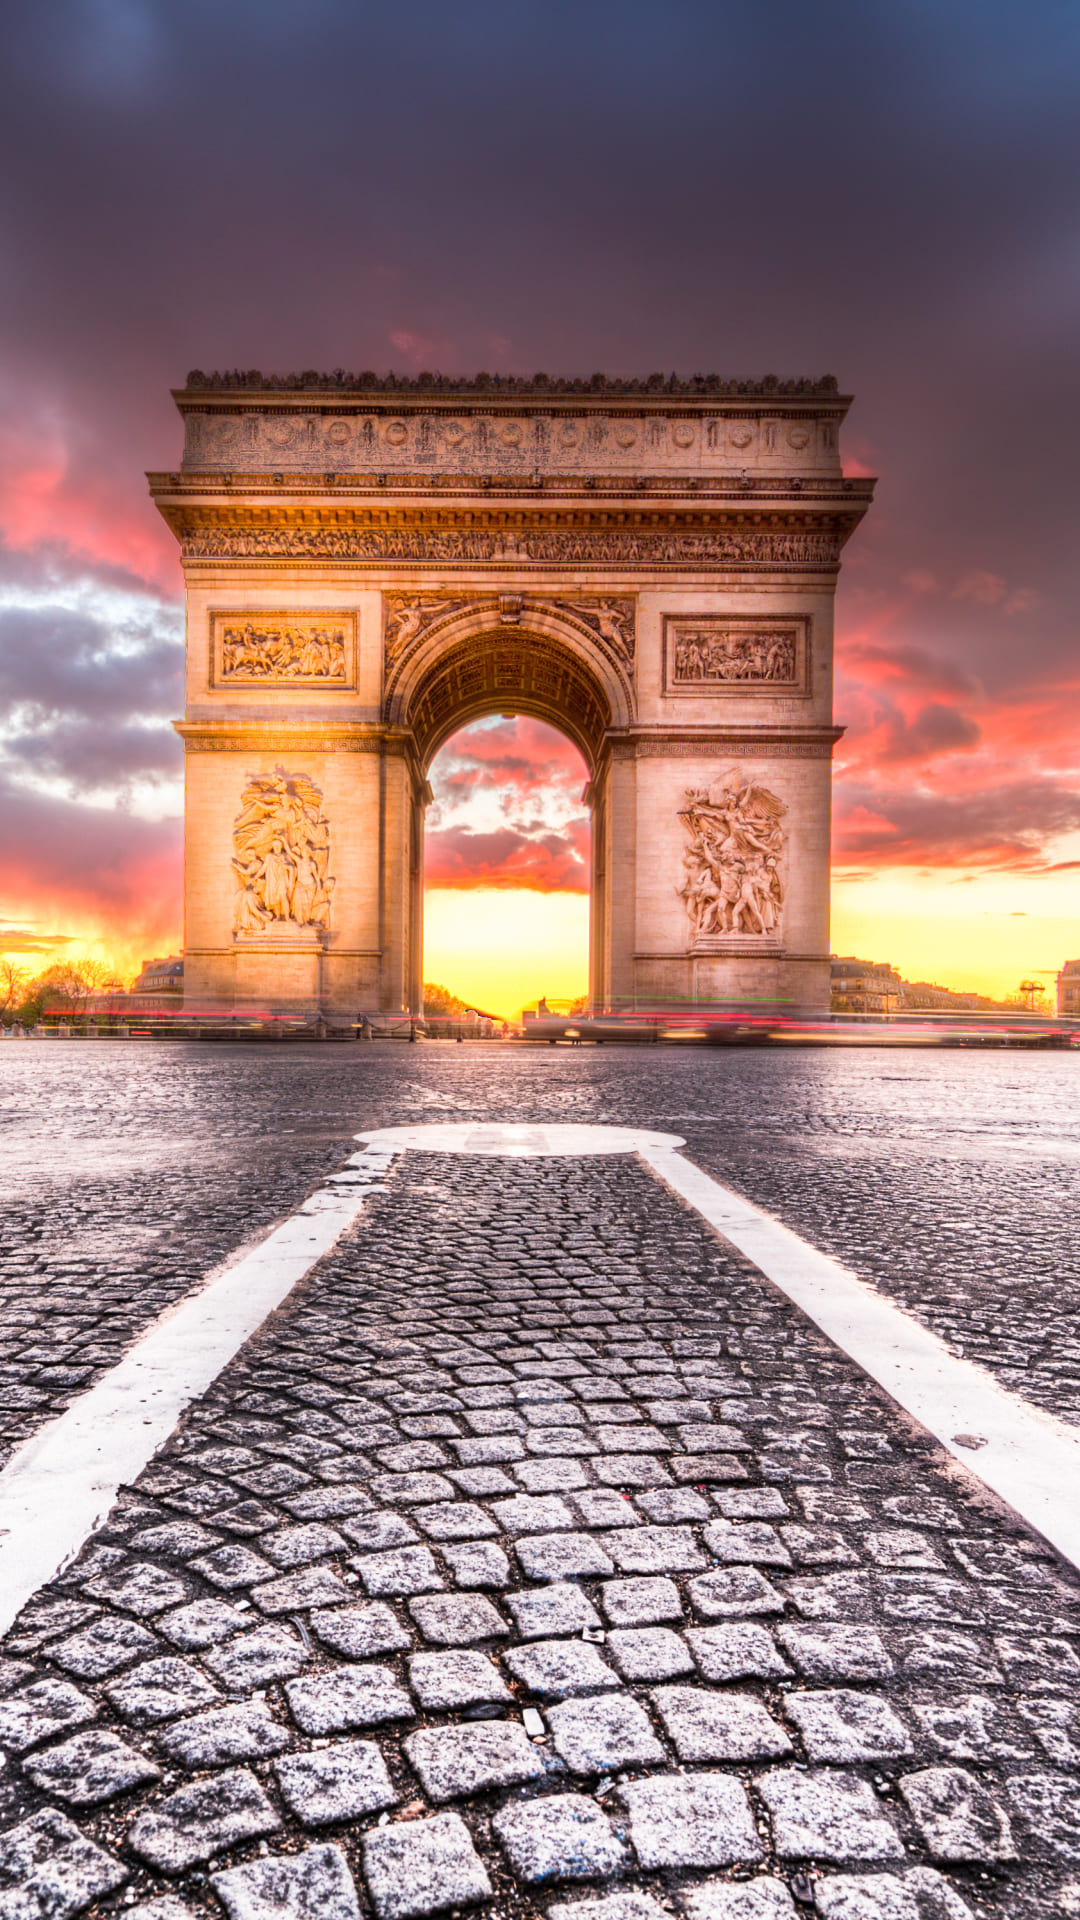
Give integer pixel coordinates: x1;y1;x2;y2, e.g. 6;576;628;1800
898;979;996;1012
131;956;184;995
1058;960;1080;1016
830;957;902;1013
830;957;1006;1015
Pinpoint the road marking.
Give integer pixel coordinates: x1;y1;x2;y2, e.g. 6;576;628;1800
0;1148;398;1636
355;1122;684;1157
640;1142;1080;1576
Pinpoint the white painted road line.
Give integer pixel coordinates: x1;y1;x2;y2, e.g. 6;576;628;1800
355;1122;685;1157
0;1150;398;1637
642;1143;1080;1576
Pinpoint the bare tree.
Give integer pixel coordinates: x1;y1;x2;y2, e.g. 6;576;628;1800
0;960;30;1023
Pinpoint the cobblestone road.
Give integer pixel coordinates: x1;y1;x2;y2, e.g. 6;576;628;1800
1;1143;1079;1920
1;1045;1078;1471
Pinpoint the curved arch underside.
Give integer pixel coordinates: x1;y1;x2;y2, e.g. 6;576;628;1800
405;629;612;774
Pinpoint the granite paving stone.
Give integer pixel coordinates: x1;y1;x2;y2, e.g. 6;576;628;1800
618;1771;763;1867
547;1893;667;1920
344;1514;420;1552
274;1740;398;1825
679;1882;798;1920
21;1728;161;1806
0;1809;127;1918
156;1699;292;1767
441;1542;511;1588
156;1598;251;1649
688;1567;785;1617
310;1602;411;1658
408;1650;511;1709
254;1567;356;1612
650;1685;792;1761
685;1622;792;1680
605;1627;694;1681
544;1693;666;1772
105;1656;221;1724
356;1548;444;1596
491;1795;629;1883
600;1577;682;1626
756;1771;905;1860
285;1664;413;1732
598;1525;706;1573
0;1678;97;1752
516;1532;616;1580
811;1869;974;1919
204;1623;310;1688
404;1721;544;1799
897;1767;1016;1862
49;1616;159;1678
776;1624;894;1680
506;1585;602;1639
785;1689;913;1762
503;1638;620;1696
361;1810;493;1919
128;1767;281;1871
409;1595;509;1644
211;1844;361;1920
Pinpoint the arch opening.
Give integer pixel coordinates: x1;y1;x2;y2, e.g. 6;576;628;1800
399;625;616;779
421;713;592;1024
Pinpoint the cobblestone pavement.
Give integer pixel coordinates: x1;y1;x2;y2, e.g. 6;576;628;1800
1;1046;1078;1472
1;1147;1079;1920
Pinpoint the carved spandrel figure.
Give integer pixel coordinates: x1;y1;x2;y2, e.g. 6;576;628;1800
677;774;786;940
232;768;335;934
558;597;636;664
384;595;466;663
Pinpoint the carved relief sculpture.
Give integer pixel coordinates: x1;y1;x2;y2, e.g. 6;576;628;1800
212;612;355;686
553;597;635;664
187;524;842;569
675;626;795;683
383;592;635;673
384;595;471;665
677;773;786;942
664;616;808;694
232;769;334;936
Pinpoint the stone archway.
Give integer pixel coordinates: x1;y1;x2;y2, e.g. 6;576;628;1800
157;371;873;1020
386;608;627;1012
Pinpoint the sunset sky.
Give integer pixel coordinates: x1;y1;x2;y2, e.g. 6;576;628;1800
0;0;1077;1015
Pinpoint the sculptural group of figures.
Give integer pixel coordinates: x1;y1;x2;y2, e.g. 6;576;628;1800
672;628;796;683
678;779;786;938
222;623;346;679
232;770;333;934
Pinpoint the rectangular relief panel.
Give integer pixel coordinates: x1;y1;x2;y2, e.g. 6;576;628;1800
209;610;357;688
662;614;810;697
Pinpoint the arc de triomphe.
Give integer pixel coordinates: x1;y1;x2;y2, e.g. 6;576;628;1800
151;373;873;1019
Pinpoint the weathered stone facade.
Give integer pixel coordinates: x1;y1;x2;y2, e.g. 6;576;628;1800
152;372;873;1016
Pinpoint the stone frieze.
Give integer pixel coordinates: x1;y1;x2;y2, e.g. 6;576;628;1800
183;524;842;570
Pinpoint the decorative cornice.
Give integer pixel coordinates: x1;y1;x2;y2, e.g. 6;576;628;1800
180;371;844;400
174;722;413;755
608;727;844;761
